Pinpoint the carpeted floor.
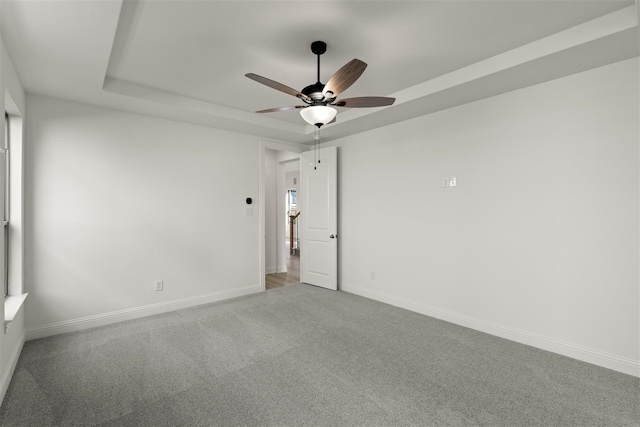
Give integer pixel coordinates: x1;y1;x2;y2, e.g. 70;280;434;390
1;284;638;426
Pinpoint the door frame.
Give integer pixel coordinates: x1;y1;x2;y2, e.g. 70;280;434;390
258;139;304;291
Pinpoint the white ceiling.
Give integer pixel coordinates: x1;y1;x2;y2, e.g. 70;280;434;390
1;0;638;145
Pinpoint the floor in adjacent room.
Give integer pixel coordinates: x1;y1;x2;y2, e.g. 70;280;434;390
265;244;299;290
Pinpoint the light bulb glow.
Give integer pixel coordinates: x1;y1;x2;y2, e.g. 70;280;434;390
300;105;337;127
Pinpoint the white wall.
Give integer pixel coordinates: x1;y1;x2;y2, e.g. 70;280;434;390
24;95;261;337
0;34;27;404
335;58;639;376
285;170;299;192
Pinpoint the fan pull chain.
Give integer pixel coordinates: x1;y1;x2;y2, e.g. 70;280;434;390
314;127;320;170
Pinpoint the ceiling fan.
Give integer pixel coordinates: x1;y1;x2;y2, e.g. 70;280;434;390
245;41;395;128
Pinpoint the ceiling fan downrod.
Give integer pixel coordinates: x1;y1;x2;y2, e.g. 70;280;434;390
311;41;326;83
302;41;328;103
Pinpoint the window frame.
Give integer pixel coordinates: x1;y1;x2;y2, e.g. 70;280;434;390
3;112;9;298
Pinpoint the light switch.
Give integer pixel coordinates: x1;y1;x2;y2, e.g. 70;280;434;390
443;177;457;187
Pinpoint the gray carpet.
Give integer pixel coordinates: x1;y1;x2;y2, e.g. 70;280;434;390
1;284;638;426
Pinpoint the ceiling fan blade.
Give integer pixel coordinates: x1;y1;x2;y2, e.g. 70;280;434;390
246;73;310;101
322;59;367;98
256;105;305;113
333;96;395;108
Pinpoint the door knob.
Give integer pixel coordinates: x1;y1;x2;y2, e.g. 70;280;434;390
329;234;336;239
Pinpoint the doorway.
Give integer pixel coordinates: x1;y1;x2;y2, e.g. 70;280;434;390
286;189;299;256
263;148;301;290
265;244;300;289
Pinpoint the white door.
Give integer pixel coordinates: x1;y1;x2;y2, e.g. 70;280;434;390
300;146;337;290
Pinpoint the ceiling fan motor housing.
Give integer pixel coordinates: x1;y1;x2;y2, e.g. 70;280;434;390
302;82;326;102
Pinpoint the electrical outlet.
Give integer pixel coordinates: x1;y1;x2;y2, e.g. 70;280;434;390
443;177;449;187
449;177;457;187
154;280;164;291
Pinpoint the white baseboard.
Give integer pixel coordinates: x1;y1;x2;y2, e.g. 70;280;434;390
25;284;261;341
264;265;280;274
265;265;277;275
342;283;639;378
0;334;24;406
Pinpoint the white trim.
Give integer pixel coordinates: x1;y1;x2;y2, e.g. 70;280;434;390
259;138;304;292
0;332;24;406
261;138;305;153
259;140;266;292
342;283;640;378
25;284;260;341
4;293;27;333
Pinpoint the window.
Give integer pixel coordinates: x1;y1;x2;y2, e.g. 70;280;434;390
3;112;8;298
3;104;26;330
287;189;297;216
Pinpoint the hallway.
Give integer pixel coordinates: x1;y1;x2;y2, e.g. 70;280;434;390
265;244;300;290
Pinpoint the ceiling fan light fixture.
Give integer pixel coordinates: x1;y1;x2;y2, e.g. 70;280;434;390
247;41;394;127
300;105;337;127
